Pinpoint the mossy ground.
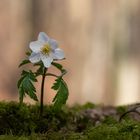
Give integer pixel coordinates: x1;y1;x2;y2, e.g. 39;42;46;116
0;102;140;140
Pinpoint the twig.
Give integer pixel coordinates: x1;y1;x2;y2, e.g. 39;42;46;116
119;105;140;122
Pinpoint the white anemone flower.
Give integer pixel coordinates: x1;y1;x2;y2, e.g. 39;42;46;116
29;32;65;68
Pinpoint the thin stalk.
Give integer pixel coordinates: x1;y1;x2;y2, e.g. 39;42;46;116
40;67;47;117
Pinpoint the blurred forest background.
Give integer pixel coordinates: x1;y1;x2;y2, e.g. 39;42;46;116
0;0;140;106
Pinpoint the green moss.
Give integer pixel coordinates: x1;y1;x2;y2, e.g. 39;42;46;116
102;116;118;125
0;102;139;139
116;105;128;114
85;121;140;140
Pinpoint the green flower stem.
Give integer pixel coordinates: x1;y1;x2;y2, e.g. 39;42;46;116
40;67;47;117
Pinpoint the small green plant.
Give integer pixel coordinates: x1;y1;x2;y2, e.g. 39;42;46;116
18;32;69;116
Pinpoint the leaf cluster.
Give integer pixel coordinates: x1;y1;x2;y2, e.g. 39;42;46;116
51;62;69;110
52;77;69;110
17;70;38;103
18;52;69;110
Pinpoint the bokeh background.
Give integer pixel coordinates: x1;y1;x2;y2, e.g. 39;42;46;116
0;0;140;106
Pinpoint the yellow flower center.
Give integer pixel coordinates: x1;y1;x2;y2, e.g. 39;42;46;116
41;44;51;55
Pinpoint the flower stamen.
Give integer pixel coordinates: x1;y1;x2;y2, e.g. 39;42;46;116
41;44;51;55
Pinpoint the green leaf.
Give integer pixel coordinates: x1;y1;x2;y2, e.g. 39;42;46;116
52;77;69;110
52;78;61;90
19;59;30;67
18;51;32;67
52;62;66;73
17;70;38;103
52;62;63;70
26;51;31;56
35;62;44;76
33;61;43;66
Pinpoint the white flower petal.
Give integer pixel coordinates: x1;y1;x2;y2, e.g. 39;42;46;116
53;48;65;59
29;52;41;63
41;54;53;68
29;41;43;53
49;39;58;50
38;32;49;43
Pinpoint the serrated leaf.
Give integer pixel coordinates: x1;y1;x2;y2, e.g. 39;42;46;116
35;62;44;76
17;70;38;103
52;62;63;70
19;59;30;67
52;62;66;73
52;77;69;110
51;78;61;90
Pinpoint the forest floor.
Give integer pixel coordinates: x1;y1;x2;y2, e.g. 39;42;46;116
0;102;140;140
